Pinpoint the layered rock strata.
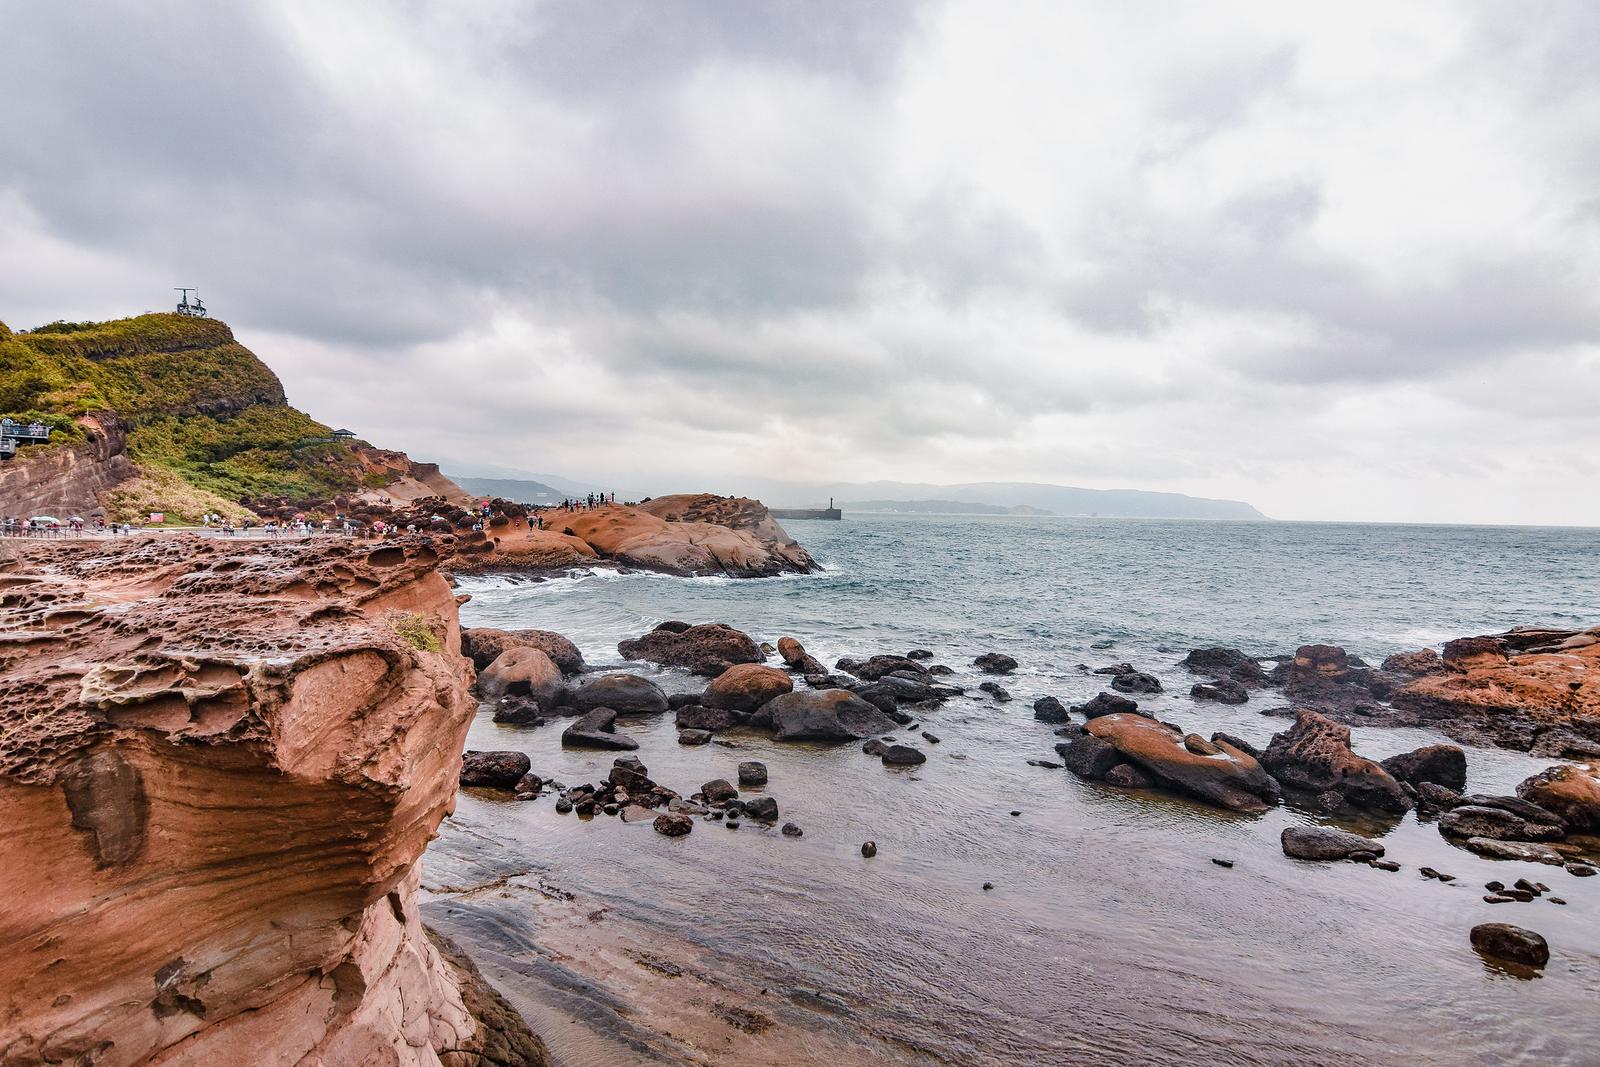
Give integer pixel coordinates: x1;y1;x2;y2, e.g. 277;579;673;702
0;535;544;1066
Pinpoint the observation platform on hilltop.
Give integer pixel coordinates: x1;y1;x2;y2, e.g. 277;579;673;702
0;418;52;460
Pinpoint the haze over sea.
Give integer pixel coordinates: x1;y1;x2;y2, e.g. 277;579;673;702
437;515;1600;1066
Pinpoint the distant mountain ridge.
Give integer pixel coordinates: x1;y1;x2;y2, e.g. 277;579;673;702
785;481;1265;520
845;499;1053;516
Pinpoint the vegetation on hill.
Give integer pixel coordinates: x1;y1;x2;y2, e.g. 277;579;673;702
0;312;396;520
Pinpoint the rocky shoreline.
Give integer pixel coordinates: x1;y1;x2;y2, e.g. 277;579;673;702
3;529;1595;1064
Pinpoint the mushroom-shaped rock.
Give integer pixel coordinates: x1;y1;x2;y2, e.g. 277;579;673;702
704;663;794;712
460;750;532;788
1260;709;1411;814
478;646;565;709
1085;714;1281;813
568;674;669;716
618;622;763;676
764;689;899;742
1516;763;1600;831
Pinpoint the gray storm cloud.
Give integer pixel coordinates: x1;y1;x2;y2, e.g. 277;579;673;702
2;0;1598;524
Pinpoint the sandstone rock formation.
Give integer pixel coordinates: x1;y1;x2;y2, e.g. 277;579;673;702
1391;625;1600;752
461;627;585;675
618;622;764;675
1083;714;1282;813
1260;709;1412;814
0;534;545;1066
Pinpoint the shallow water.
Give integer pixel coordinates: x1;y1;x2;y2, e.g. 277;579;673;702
427;516;1600;1066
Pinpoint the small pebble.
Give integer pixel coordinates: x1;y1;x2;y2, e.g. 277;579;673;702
1485;881;1505;893
1549;897;1567;905
1010;810;1022;817
1483;894;1515;904
861;841;877;858
1212;858;1234;869
782;822;803;837
1369;860;1400;872
725;820;740;829
982;882;994;891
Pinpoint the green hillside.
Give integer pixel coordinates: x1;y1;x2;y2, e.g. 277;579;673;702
0;312;397;521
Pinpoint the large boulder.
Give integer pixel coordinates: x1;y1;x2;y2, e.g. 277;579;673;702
618;622;763;675
764;689;899;742
561;707;639;750
462;626;585;674
1085;714;1281;813
1380;744;1467;792
568;673;669;716
477;646;565;709
460;750;532;788
1260;709;1411;814
1516;764;1600;831
1281;825;1385;860
704;663;794;712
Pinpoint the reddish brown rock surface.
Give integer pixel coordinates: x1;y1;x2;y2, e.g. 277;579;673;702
1391;625;1600;751
0;535;545;1066
1083;714;1281;813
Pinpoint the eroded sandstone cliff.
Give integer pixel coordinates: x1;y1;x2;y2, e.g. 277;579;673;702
0;535;544;1066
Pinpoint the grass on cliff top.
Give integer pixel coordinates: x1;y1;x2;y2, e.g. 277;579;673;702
2;311;395;511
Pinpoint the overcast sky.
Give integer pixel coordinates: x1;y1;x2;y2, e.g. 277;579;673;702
3;2;1598;524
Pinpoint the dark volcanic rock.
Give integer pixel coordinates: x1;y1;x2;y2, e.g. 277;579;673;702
744;796;779;821
1181;647;1267;688
1059;735;1124;780
1191;679;1249;705
848;655;931;681
978;681;1012;702
882;745;927;766
738;761;768;787
492;696;546;726
677;728;712;745
653;812;694;836
777;636;826;675
1072;692;1141;719
1104;763;1156;789
1110;671;1163;695
618;622;764;676
974;652;1019;674
1381;744;1468;792
1381;648;1443;676
1033;696;1071;723
668;692;704;710
765;689;899;742
674;704;744;732
1470;923;1549;968
1438;805;1564;842
569;674;669;716
1282;644;1389;716
607;756;653;794
561;708;639;750
1260;710;1410;814
460;750;532;788
1281;825;1385;860
701;779;739;805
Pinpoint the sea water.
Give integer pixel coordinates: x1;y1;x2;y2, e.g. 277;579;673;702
428;516;1600;1066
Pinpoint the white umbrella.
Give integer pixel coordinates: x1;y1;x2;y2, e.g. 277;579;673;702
31;515;60;524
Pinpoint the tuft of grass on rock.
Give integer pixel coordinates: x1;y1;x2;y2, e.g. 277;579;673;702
394;613;443;654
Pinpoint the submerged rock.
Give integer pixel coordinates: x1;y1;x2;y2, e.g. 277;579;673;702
1470;923;1550;968
1281;825;1385;860
677;728;712;745
882;745;927;766
1438;805;1563;842
1460;838;1565;865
